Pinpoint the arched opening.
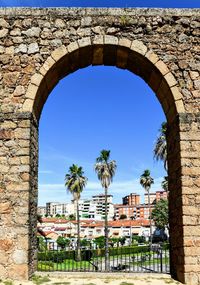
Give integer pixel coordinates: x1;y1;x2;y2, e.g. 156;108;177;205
25;37;185;282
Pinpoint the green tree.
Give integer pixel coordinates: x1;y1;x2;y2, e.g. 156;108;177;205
65;164;88;261
140;169;154;246
80;238;90;248
119;214;127;220
93;236;105;249
57;236;69;249
94;150;117;270
152;199;169;230
68;214;76;221
154;122;167;170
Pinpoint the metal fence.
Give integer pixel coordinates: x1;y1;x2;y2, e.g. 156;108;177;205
37;242;170;273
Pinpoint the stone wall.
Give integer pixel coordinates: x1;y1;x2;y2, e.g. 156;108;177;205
0;8;199;284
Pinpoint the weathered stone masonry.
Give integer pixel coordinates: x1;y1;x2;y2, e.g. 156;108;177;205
0;7;199;284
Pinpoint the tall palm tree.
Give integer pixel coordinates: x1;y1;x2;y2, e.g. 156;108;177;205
65;164;87;261
94;150;117;271
154;122;167;170
140;169;154;246
161;176;168;193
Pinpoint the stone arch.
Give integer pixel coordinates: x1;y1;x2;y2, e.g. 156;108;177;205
23;36;186;282
22;36;185;122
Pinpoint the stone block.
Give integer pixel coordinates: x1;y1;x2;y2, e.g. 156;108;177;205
51;45;67;61
92;35;104;45
164;72;178;87
0;239;13;251
155;60;170;75
0;202;11;214
130;40;147;55
39;56;55;76
92;46;103;65
30;73;43;87
22;99;33;112
104;35;118;46
145;50;159;64
118;38;131;48
8;264;28;280
67;41;79;53
78;37;91;48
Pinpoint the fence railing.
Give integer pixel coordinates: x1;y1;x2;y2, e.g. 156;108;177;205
37;242;170;273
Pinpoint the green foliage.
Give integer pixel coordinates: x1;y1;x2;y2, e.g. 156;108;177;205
68;214;76;221
93;236;105;248
119;236;126;245
161;176;168;192
80;238;90;248
154;122;167;170
3;281;13;285
65;164;87;201
38;237;47;251
31;275;51;285
56;237;69;249
152;199;169;229
132;235;146;244
119;214;127;220
140;170;154;192
38;250;75;263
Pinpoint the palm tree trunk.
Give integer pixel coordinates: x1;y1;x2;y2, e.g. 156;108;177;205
104;187;109;271
148;190;152;248
76;199;81;261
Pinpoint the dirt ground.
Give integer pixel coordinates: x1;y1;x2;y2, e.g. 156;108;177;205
0;273;182;285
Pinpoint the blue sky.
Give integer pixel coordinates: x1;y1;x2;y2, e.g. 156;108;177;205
3;0;198;206
39;67;166;205
0;0;199;8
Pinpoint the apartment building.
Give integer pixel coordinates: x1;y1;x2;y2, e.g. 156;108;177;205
144;190;167;205
122;193;140;206
114;203;154;220
46;202;75;217
79;194;114;221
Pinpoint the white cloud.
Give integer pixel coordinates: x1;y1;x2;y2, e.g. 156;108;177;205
38;177;163;206
39;170;54;174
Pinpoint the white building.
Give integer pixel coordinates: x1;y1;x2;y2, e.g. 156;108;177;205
78;194;114;221
46;202;75;217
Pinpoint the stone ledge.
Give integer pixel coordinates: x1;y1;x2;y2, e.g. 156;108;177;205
0;112;38;125
0;8;199;17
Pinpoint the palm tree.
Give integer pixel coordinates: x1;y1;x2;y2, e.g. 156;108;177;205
154;122;167;170
140;169;154;246
161;176;168;193
65;164;87;261
94;150;117;271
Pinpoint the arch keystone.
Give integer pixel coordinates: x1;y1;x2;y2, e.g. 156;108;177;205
130;40;147;56
93;35;104;45
104;35;118;45
78;37;92;48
